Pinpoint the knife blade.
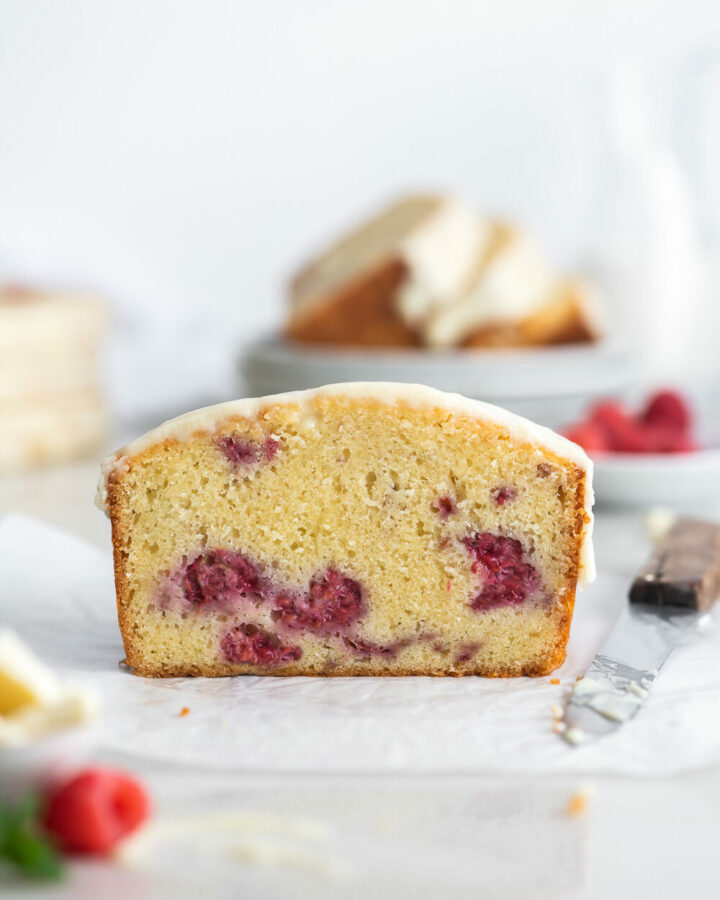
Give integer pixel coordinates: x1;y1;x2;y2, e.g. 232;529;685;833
562;518;720;745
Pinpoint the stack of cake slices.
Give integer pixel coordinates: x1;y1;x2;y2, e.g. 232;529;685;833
0;286;109;472
286;194;599;349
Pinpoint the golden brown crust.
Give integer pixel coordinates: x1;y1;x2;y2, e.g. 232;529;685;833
106;468;138;670
125;656;564;678
286;257;421;347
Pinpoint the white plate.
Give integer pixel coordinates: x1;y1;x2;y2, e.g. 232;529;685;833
592;448;720;508
242;337;638;430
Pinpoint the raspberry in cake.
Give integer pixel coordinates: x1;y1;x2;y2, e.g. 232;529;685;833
99;383;594;677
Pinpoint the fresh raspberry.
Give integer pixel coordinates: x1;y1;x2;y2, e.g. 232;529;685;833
563;422;611;453
462;532;539;611
43;769;150;856
274;569;364;632
491;486;517;505
433;496;457;518
588;401;649;453
183;550;262;609
641;390;692;433
221;624;301;666
643;425;698;453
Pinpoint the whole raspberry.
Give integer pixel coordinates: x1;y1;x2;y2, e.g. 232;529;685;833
43;769;150;856
641;390;692;433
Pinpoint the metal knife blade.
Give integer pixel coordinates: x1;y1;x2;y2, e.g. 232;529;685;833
561;517;720;745
562;603;703;745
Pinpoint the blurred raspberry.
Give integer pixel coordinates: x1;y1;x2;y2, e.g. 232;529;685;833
588;401;650;453
641;390;692;433
43;769;150;855
563;421;610;453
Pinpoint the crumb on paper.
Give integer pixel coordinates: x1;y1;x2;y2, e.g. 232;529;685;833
564;726;589;746
230;837;352;881
550;704;563;719
566;786;594;818
552;720;567;735
179;707;190;717
697;614;714;634
644;506;677;544
576;675;584;682
550;678;560;685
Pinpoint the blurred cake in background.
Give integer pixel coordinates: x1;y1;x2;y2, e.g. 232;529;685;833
286;195;600;350
0;286;109;472
287;195;484;347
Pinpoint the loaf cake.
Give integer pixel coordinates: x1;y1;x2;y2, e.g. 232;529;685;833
286;195;487;346
0;286;108;471
99;383;594;678
286;197;599;350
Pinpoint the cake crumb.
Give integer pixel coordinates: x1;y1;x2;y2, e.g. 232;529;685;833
644;506;677;543
576;675;584;682
564;726;589;745
566;786;593;817
552;720;567;734
179;707;190;717
550;704;563;719
550;678;560;685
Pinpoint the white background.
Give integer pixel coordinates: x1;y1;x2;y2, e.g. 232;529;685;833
1;0;720;414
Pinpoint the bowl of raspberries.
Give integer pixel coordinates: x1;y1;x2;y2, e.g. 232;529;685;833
562;389;720;506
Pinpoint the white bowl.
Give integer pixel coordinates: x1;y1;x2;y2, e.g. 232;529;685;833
592;448;720;508
242;337;638;430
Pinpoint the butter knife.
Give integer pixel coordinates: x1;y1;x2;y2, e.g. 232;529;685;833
562;518;720;745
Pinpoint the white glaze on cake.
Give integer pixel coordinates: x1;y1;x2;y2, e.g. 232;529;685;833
394;202;490;325
98;382;595;582
424;231;560;347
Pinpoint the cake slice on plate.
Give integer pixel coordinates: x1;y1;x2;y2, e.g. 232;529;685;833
286;195;487;347
98;383;594;677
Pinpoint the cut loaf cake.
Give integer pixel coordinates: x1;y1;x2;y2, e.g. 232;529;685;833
99;383;594;677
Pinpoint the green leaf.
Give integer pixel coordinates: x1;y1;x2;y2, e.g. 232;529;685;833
0;794;64;881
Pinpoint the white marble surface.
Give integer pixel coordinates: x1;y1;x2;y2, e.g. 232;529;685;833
2;458;720;899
